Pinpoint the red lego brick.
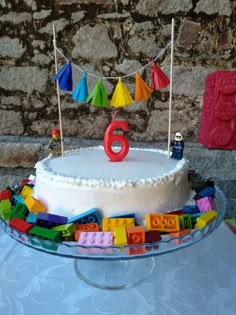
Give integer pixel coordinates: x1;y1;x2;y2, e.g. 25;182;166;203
199;70;236;149
0;189;12;201
9;217;33;234
126;226;145;255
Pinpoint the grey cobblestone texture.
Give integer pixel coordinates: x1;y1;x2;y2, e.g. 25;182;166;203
0;0;235;143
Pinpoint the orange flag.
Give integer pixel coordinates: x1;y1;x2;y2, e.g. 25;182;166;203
151;60;170;90
135;72;153;101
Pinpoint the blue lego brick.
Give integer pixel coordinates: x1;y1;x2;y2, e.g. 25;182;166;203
68;208;101;225
36;212;68;228
198;187;216;198
109;212;139;225
12;195;25;205
26;212;37;224
190;213;203;225
183;205;200;214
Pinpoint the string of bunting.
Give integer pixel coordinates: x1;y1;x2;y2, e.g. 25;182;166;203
52;41;171;108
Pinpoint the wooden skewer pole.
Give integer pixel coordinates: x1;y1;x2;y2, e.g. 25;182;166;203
167;18;175;158
53;24;64;157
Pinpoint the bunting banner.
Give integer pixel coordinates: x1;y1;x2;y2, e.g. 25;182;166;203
52;61;73;92
72;72;88;102
87;79;108;107
52;41;171;108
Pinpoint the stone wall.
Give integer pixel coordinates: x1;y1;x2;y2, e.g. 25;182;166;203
0;1;235;217
0;0;235;141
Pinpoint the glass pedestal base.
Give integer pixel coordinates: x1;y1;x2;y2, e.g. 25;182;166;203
74;257;156;290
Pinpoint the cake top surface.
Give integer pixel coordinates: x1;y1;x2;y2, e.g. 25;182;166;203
36;146;188;188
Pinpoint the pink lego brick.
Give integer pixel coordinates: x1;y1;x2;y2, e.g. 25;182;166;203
78;231;114;254
196;196;215;213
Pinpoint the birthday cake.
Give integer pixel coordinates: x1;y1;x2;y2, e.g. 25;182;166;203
33;146;190;223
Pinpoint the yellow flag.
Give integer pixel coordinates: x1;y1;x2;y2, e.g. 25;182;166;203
111;78;133;107
135;72;152;101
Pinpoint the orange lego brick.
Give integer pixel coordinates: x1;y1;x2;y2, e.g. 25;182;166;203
102;217;134;231
126;226;145;255
74;223;99;241
25;196;47;214
145;213;180;232
170;229;191;245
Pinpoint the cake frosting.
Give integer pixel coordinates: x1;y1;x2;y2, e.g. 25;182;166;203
33;146;190;223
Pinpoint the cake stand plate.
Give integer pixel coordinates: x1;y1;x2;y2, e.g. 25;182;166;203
0;187;226;290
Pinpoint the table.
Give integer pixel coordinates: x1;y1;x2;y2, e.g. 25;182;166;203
0;222;235;315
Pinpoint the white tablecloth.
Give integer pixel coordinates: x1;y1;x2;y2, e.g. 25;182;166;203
0;222;235;315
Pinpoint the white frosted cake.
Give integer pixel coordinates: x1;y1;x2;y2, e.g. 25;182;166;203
34;146;190;223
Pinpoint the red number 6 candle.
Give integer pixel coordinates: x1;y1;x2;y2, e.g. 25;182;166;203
104;113;129;162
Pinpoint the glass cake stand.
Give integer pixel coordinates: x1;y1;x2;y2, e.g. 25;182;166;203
0;187;226;290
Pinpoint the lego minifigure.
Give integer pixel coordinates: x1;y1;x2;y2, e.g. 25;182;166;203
170;132;184;160
48;128;61;157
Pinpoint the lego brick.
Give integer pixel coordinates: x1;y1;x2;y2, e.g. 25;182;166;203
0;189;12;201
193;179;215;193
68;208;101;225
102;217;134;231
20;185;33;199
145;230;162;251
166;209;184;215
12;195;25;205
145;213;180;232
190;212;203;225
10;203;28;220
52;223;76;237
195;210;218;229
25;196;47;214
224;218;236;234
183;205;200;214
198;186;215;198
114;226;127;247
36;212;68;228
110;212;138;225
196;196;215;213
178;214;192;230
170;229;192;245
126;226;145;255
9;217;33;234
78;231;113;254
0;199;11;220
199;70;236;149
26;212;37;224
74;223;99;241
29;226;62;242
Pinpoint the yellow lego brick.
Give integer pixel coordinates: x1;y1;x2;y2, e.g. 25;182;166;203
20;186;33;199
195;210;218;229
145;213;180;232
114;226;127;246
25;196;47;214
102;217;134;231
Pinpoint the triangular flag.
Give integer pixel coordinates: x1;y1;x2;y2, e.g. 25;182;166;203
52;62;73;92
111;78;133;107
151;60;170;90
72;72;88;102
135;72;153;101
86;79;108;107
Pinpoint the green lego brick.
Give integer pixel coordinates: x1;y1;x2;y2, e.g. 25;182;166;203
29;226;62;243
52;223;76;237
178;214;192;230
10;203;29;220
